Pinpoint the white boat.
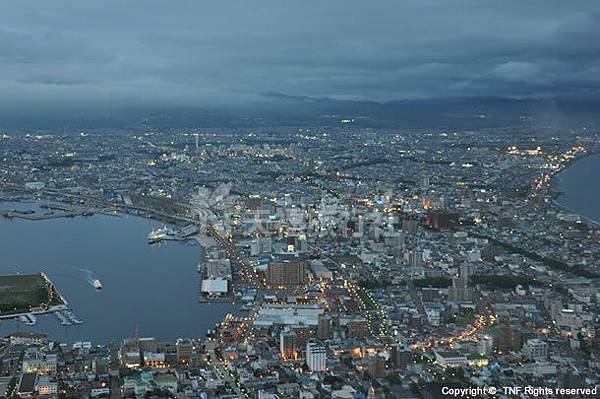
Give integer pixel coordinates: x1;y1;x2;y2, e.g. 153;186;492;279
147;226;175;243
92;279;102;290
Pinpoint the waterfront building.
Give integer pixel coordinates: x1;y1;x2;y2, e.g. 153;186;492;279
7;332;48;346
201;278;228;296
22;348;57;375
143;352;166;368
176;338;194;364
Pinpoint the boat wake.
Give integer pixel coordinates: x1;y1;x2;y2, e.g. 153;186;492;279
75;268;103;290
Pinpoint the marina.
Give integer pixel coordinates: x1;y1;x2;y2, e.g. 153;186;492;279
55;310;83;326
19;314;36;326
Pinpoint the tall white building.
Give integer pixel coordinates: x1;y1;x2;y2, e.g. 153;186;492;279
306;339;326;372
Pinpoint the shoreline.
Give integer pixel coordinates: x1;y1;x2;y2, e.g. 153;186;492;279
550;199;600;227
0;199;235;343
549;151;600;228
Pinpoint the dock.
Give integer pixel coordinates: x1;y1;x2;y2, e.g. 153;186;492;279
55;309;83;326
1;208;93;220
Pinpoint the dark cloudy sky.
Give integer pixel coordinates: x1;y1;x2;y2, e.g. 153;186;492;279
1;1;599;106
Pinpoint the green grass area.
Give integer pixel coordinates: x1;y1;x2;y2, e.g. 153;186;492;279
0;274;63;315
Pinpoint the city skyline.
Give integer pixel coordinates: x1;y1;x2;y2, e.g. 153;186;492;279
2;3;600;399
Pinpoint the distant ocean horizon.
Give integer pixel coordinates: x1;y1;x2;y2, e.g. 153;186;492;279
555;152;600;225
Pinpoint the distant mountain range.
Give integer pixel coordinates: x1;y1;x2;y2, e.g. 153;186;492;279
2;95;599;132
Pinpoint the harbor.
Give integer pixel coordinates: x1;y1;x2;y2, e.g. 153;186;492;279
0;201;119;221
0;201;237;342
147;223;199;244
1;208;91;220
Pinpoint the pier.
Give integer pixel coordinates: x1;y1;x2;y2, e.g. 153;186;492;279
1;208;93;220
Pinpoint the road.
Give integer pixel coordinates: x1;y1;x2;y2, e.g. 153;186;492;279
206;343;250;398
206;224;263;288
315;247;388;337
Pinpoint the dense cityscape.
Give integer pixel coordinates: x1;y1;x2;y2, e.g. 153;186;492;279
1;126;600;398
2;1;600;398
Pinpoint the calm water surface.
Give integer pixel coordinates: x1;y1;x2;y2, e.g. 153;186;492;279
556;153;600;224
0;202;235;343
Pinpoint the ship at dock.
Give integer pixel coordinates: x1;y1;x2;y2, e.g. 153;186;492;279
147;226;176;243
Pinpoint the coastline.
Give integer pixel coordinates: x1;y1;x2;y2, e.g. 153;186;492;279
549;151;600;227
0;199;236;342
550;199;600;227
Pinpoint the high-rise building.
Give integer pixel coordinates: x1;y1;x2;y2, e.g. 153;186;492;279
425;210;459;230
306;339;326;372
267;260;307;286
258;390;279;399
291;324;313;353
366;354;387;378
280;330;297;359
390;344;413;370
495;326;523;353
317;314;332;340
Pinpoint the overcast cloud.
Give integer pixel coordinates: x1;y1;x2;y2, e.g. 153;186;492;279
1;1;599;106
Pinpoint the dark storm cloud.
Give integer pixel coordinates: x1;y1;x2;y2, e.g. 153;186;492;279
0;0;599;105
